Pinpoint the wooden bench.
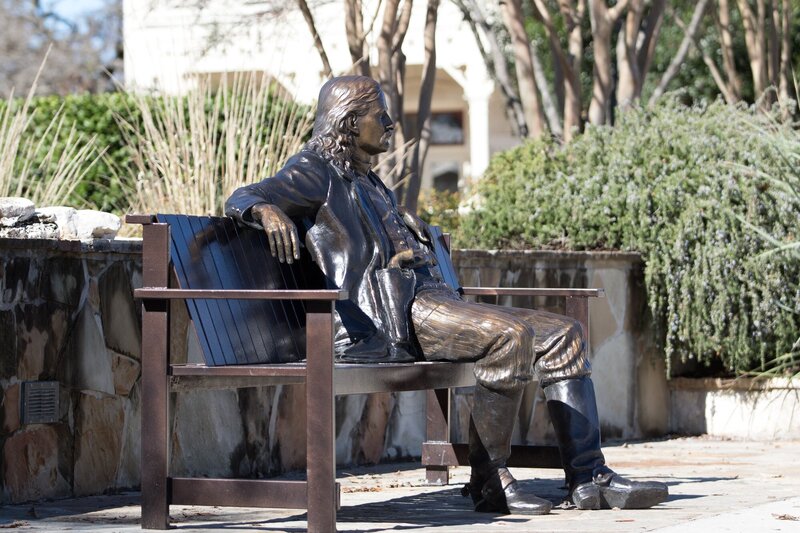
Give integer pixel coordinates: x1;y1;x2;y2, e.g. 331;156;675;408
128;213;604;533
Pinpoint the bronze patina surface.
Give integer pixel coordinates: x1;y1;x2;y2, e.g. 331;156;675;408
225;75;668;515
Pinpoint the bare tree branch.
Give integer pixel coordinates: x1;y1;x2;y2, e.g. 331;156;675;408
452;0;528;138
650;0;711;105
406;0;439;212
296;0;333;78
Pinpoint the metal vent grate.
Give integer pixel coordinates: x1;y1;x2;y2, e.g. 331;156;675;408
21;381;59;425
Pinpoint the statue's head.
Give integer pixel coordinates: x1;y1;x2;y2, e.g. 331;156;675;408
306;76;393;172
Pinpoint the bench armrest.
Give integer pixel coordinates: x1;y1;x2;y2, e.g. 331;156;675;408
134;288;349;301
461;287;604;298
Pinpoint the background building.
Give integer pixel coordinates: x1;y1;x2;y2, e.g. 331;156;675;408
122;0;520;192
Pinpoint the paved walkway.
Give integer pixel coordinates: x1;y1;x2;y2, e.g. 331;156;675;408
2;436;800;532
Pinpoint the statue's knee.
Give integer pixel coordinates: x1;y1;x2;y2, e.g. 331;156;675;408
567;319;585;344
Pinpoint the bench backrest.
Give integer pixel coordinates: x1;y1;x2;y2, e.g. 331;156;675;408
157;214;460;366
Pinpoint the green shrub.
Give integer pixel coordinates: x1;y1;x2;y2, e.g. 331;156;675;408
1;83;312;214
0;92;139;211
459;98;800;375
418;189;461;232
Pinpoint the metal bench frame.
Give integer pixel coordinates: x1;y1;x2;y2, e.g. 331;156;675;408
129;215;603;532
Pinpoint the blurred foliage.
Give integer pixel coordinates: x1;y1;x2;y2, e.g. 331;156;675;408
459;98;800;376
0;87;312;214
418;189;461;233
0;92;137;211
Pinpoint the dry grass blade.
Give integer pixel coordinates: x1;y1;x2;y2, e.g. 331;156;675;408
0;49;100;208
122;72;313;217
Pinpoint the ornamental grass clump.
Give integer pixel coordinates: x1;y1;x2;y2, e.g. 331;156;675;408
459;98;800;376
0;65;99;208
119;72;313;217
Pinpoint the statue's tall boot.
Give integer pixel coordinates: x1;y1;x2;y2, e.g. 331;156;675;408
462;383;552;515
544;376;668;510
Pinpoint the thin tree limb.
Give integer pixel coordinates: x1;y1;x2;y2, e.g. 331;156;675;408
296;0;333;78
649;0;711;105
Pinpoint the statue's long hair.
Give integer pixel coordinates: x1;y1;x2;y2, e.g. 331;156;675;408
305;76;382;173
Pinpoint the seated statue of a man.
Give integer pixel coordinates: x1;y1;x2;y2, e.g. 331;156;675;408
226;75;668;514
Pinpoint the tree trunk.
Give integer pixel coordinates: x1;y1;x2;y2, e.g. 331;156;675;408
453;0;529;138
778;0;794;113
344;0;371;76
377;0;411;188
616;0;644;110
636;0;666;88
564;0;586;139
717;0;743;100
650;0;711;105
768;0;781;90
500;0;547;137
588;0;629;125
737;0;770;103
532;0;585;140
405;0;439;212
296;0;333;78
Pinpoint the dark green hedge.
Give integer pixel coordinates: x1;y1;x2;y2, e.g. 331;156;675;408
1;92;140;211
459;98;800;376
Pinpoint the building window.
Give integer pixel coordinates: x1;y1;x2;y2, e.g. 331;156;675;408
404;111;464;145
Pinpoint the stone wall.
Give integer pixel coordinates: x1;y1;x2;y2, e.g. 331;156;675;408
450;250;670;445
1;239;142;504
1;240;664;504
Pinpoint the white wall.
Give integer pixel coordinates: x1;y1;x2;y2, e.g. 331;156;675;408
123;0;521;186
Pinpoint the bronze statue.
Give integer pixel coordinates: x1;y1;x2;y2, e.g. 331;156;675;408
226;76;668;514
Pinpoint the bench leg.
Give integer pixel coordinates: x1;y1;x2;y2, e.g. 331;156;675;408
425;388;450;485
306;301;337;533
141;223;170;529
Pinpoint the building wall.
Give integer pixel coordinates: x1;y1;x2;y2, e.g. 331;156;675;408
122;0;518;186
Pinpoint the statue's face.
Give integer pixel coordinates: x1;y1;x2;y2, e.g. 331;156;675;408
354;92;394;156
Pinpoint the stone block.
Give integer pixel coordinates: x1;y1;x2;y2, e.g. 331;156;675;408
1;257;38;304
2;383;20;434
73;210;121;240
15;304;70;382
0;197;35;226
36;207;77;240
231;387;279;477
0;309;18;378
111;352;140;396
2;425;71;503
383;391;426;460
73;392;125;496
274;385;307;471
115;383;141;489
170;389;246;477
68;306;114;395
0;220;59;239
99;262;141;359
356;393;393;464
40;256;84;307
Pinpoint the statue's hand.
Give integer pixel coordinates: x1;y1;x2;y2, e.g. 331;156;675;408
252;203;300;264
398;207;431;244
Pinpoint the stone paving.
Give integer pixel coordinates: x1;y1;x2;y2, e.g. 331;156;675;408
2;436;800;532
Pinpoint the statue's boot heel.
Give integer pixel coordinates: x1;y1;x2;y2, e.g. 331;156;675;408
595;475;668;509
571;482;601;510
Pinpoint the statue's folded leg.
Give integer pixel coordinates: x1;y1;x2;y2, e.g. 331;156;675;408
543;376;668;510
513;307;669;510
412;290;552;515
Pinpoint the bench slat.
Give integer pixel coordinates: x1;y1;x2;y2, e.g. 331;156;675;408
157;214;325;365
462;287;605;297
135;288;348;300
170;478;309;509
